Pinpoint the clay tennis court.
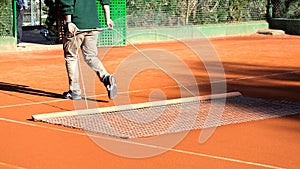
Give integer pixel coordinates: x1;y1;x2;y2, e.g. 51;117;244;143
0;33;299;169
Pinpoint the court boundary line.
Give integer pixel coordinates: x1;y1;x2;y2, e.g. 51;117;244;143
0;117;285;169
0;70;299;110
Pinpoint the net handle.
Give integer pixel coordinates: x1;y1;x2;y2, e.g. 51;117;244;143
76;27;109;32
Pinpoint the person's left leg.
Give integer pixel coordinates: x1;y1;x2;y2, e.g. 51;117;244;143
81;31;108;80
81;31;118;99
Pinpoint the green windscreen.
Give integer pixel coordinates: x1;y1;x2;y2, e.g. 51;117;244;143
97;0;126;46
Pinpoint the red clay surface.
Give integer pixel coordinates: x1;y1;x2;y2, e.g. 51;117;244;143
0;34;300;169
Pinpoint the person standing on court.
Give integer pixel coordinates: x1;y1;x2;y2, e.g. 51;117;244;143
60;0;118;100
16;0;28;47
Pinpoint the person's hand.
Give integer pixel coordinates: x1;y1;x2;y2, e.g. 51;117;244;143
67;22;79;34
106;19;114;30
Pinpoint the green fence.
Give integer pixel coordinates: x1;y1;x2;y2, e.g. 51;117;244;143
1;0;275;50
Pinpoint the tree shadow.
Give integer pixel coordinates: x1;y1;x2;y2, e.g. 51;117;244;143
188;60;300;103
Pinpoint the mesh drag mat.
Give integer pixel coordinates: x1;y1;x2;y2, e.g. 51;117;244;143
32;95;300;139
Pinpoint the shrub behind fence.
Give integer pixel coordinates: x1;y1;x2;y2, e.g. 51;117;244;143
0;0;14;37
270;0;300;19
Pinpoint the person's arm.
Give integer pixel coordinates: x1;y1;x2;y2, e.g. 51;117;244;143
23;0;28;9
16;0;23;9
65;15;78;34
60;0;78;34
103;5;114;29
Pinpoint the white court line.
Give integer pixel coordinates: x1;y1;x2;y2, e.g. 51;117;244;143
0;98;67;109
1;70;299;110
0;161;26;169
0;117;285;169
220;70;300;83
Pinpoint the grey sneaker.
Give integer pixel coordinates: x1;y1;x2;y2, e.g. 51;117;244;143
103;74;118;100
62;90;82;100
